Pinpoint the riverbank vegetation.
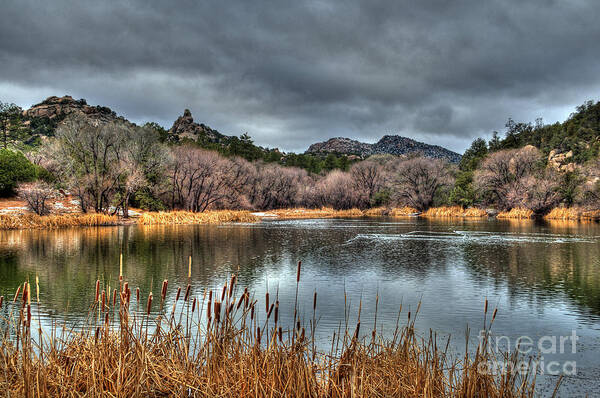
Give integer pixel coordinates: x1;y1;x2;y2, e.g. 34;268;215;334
2;99;600;223
0;267;542;397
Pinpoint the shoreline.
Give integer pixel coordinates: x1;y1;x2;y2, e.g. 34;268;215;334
1;205;599;230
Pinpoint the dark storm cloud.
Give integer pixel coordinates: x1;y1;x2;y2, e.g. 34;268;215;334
1;0;600;153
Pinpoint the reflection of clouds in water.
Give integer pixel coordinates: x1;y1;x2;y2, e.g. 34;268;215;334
350;230;598;245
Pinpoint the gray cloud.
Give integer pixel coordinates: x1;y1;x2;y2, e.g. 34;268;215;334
1;0;600;153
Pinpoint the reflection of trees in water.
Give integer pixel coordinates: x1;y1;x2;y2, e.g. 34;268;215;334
461;239;600;316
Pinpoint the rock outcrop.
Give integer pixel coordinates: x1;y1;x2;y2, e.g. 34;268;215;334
548;149;577;173
168;109;227;143
23;96;119;123
306;135;461;163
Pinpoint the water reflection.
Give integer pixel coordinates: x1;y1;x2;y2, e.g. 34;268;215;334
1;218;600;393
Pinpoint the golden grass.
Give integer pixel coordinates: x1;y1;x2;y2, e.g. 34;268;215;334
496;208;535;219
544;207;582;220
0;269;540;397
421;206;488;218
389;206;420;216
0;213;119;230
137;210;259;225
580;209;600;221
269;207;364;219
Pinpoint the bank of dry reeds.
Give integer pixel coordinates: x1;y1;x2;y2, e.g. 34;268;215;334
0;213;120;230
270;207;364;219
496;208;535;219
0;262;544;397
422;206;488;218
137;210;259;225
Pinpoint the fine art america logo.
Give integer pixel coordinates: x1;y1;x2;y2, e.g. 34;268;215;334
477;330;578;376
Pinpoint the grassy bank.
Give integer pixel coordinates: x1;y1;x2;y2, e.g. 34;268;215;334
138;210;259;225
0;268;541;397
0;213;120;230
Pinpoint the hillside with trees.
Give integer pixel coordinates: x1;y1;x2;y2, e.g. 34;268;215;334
1;95;600;218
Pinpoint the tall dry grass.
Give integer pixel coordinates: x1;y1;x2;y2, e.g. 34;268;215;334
0;213;120;230
496;208;534;219
269;207;364;219
0;263;546;397
544;207;581;220
137;210;259;225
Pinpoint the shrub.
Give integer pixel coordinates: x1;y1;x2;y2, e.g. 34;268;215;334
16;182;58;215
0;149;37;196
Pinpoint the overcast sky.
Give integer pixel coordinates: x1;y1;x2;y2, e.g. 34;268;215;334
1;1;600;154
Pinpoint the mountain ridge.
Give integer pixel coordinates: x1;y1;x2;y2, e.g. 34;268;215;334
306;135;462;163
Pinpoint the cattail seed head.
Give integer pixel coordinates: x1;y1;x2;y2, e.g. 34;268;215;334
278;326;283;343
112;289;117;306
175;286;181;301
35;275;40;303
250;304;255;321
296;261;302;283
146;293;153;315
119;253;123;279
484;299;488;315
221;284;227;301
105;312;109;325
101;290;106;311
161;280;168;302
136;287;140;303
267;303;274;319
274;301;279;324
188;256;192;279
192;297;197;313
22;282;28;303
313;292;317;311
214;301;221;323
492;308;498;321
0;296;3;308
184;284;191;302
26;304;31;327
265;292;270;313
13;285;21;302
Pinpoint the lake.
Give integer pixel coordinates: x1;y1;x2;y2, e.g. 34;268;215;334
1;217;599;395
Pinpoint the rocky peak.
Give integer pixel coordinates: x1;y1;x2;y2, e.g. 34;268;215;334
23;95;117;122
548;149;577;173
168;109;227;143
306;137;372;155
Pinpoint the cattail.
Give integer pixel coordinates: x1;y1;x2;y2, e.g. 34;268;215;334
101;290;106;311
297;320;301;332
119;253;123;280
236;295;244;310
274;301;279;324
484;299;488;315
250;304;255;321
207;300;212;320
256;326;261;343
278;326;283;343
214;301;221;322
228;274;236;296
175;286;181;301
353;321;361;341
112;289;117;306
267;303;274;319
188;256;192;279
136;287;140;303
27;304;31;327
0;296;3;308
265;292;270;313
27;283;31;305
492;308;498;322
192;297;197;313
146;293;153;315
408;311;411;321
300;327;305;342
221;284;227;301
95;280;100;303
313;292;317;311
22;282;28;303
184;284;191;302
13;285;21;302
36;275;40;303
296;260;302;283
161;280;168;302
105;312;109;325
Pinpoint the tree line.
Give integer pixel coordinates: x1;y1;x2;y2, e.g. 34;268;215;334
2;100;600;216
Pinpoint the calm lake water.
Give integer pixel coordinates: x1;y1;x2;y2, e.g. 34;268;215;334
1;218;600;395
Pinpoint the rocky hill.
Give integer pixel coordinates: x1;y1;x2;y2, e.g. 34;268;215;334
168;109;229;143
306;135;461;163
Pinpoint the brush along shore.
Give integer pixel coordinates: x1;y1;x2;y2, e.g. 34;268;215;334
0;263;546;397
1;206;600;230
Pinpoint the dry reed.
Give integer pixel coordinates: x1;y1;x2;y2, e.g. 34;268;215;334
137;210;259;225
0;213;119;230
270;207;364;219
496;208;535;219
0;270;545;397
389;206;420;216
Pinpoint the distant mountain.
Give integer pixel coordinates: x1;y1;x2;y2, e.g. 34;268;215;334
306;135;462;163
168;109;230;144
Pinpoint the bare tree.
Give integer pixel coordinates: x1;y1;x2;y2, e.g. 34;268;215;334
246;163;307;209
474;146;542;210
168;146;250;211
391;157;454;211
350;160;387;208
17;182;57;215
311;170;362;210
